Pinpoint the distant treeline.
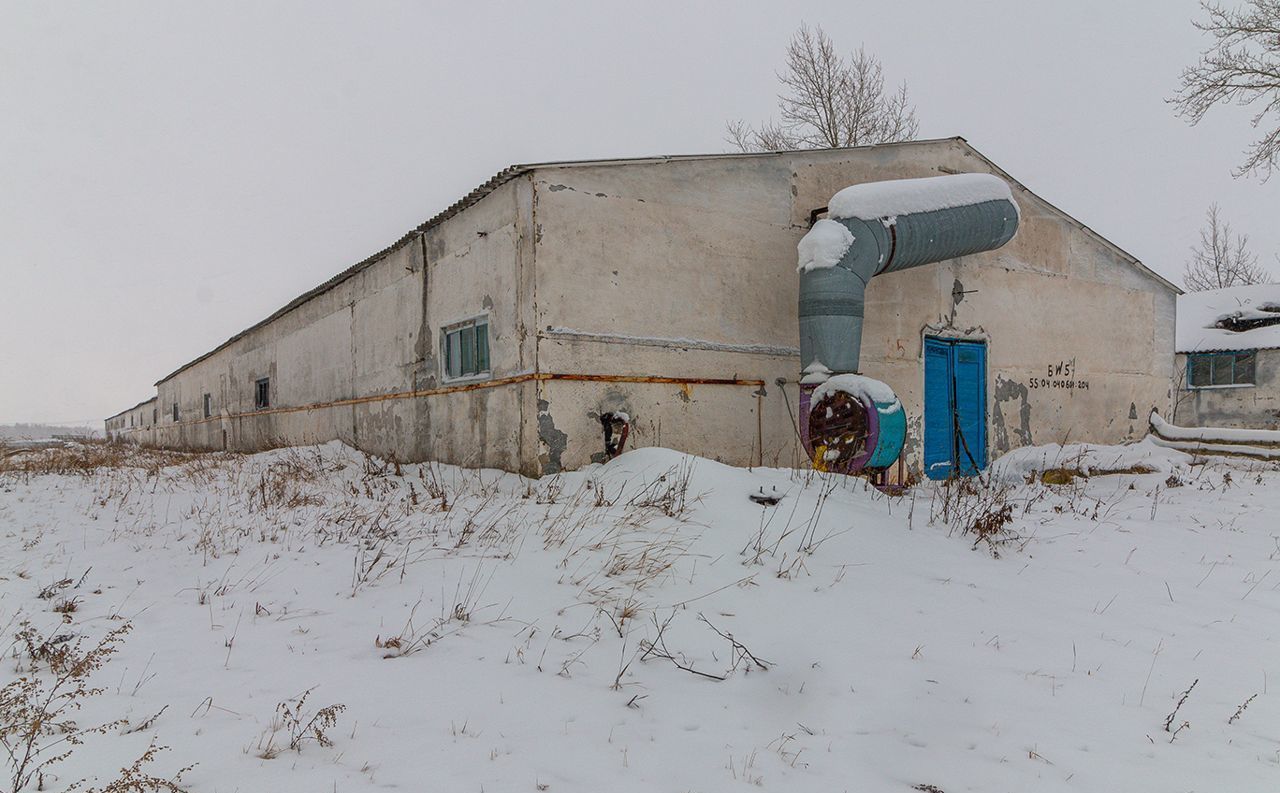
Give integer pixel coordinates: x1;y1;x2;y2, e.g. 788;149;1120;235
0;423;99;441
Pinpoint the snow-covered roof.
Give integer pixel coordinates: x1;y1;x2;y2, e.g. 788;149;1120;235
1176;284;1280;353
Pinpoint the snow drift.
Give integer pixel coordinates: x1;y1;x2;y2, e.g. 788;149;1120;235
1;441;1277;792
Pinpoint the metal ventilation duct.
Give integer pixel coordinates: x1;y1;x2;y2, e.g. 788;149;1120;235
797;174;1020;473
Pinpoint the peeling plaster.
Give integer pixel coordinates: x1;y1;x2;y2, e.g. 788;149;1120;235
903;413;923;474
540;181;631;202
537;398;567;474
992;375;1032;452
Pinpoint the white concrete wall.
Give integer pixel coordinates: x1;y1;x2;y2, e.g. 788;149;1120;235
531;141;1176;476
133;177;533;471
152;240;423;456
416;176;533;472
106;399;157;444
109;141;1177;478
822;143;1177;466
530;156;801;472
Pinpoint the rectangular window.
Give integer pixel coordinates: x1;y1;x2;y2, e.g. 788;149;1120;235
442;317;490;380
172;403;179;422
203;393;212;419
1187;350;1257;388
1235;351;1256;383
255;378;271;410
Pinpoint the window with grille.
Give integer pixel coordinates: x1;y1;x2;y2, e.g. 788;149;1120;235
203;393;212;419
1187;351;1256;388
442;317;490;380
255;378;271;410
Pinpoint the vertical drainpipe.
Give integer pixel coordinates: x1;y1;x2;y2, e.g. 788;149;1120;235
417;228;432;460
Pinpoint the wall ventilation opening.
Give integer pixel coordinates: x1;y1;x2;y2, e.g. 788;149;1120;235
600;411;630;459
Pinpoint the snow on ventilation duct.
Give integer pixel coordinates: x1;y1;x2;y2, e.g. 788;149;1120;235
827;172;1019;222
797;173;1020;475
797;219;856;273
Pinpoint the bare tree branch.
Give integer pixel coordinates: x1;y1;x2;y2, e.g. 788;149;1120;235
1183;203;1273;290
727;24;918;152
1171;1;1280;177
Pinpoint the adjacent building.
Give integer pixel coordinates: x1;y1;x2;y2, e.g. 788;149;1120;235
105;137;1179;480
104;398;157;440
1174;284;1280;430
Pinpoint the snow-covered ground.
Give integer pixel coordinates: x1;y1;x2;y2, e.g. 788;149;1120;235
1;441;1278;792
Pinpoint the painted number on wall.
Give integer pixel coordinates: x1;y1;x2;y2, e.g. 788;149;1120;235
1029;359;1089;390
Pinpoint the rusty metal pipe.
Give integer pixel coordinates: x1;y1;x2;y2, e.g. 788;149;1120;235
160;371;766;429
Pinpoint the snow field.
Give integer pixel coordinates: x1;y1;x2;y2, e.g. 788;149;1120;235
1;441;1278;792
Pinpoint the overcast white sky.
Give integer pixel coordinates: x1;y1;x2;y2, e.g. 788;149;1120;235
2;1;1277;425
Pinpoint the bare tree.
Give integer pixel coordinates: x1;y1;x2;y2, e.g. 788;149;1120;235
1183;203;1272;290
1171;1;1280;177
727;24;918;152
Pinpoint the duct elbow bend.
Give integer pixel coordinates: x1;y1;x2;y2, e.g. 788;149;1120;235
797;216;888;377
798;198;1020;377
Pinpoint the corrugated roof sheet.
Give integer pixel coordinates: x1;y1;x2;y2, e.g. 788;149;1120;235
105;396;158;422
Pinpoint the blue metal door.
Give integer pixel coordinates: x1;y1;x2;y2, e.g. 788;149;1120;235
923;338;987;479
923;339;955;479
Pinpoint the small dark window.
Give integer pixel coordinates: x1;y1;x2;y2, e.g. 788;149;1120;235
172;402;179;422
1190;356;1209;386
442;318;490;380
153;407;157;424
1212;360;1231;385
1187;351;1257;388
203;393;212;419
1234;352;1255;384
255;378;271;410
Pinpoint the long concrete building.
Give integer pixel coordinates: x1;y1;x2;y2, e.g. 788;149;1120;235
105;138;1179;480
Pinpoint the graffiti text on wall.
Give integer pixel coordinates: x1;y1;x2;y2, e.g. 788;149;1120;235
1029;359;1089;390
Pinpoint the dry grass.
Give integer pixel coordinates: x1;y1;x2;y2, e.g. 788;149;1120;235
930;476;1024;557
0;442;191;479
255;689;346;759
7;441;782;721
1;622;192;792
